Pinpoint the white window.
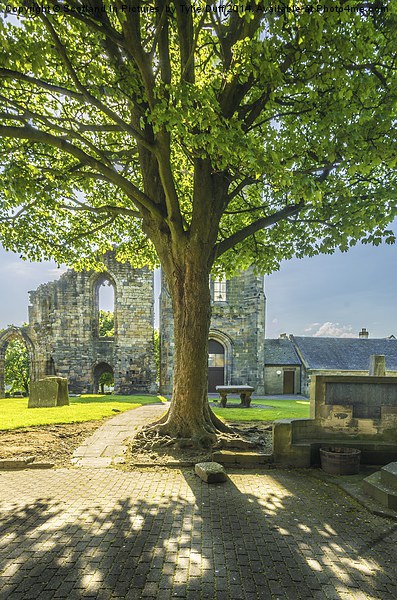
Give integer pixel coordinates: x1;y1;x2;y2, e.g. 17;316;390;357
213;279;227;302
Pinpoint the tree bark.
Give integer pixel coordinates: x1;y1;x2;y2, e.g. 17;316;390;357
153;246;228;446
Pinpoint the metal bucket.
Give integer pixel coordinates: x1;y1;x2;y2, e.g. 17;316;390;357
320;447;361;475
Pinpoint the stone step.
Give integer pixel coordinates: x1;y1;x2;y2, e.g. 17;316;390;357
363;472;397;510
212;450;273;467
380;462;397;492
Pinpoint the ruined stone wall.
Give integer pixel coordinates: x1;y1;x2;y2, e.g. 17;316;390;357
159;268;266;395
24;252;156;394
1;255;266;398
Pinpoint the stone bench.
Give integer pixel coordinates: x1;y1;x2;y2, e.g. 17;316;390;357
215;385;255;408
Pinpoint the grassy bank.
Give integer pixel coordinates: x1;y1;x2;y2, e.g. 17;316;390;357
0;394;163;430
1;394;310;430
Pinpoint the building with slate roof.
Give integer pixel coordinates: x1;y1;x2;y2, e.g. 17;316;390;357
292;335;397;395
264;333;397;396
264;338;302;394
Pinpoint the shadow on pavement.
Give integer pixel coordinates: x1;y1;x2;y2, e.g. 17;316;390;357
1;468;397;598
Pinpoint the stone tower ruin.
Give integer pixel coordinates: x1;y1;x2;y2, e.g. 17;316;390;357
159;268;266;395
0;252;156;396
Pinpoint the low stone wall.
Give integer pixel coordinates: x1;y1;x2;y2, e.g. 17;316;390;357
273;372;397;467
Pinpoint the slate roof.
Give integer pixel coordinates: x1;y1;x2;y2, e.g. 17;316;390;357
291;336;397;371
264;338;301;365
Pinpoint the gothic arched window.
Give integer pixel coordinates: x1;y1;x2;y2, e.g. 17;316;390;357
93;275;116;338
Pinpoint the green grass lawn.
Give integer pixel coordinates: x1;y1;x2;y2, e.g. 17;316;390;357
0;394;163;430
212;398;310;422
1;394;309;431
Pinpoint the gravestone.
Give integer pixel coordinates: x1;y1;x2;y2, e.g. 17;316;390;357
28;376;69;408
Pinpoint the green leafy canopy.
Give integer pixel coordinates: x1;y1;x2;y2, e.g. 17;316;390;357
0;1;396;275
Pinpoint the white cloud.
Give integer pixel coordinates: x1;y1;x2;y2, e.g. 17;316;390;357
312;322;356;338
304;322;320;332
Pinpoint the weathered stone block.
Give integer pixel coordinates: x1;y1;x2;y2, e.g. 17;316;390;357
0;459;29;470
195;462;227;483
29;379;58;407
28;376;69;408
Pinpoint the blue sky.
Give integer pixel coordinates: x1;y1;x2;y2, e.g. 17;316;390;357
0;236;396;338
264;240;396;339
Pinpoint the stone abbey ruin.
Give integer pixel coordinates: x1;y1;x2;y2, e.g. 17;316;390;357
4;249;396;402
0;252;266;397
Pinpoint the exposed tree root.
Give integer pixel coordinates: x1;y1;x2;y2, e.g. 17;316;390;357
144;403;234;443
126;420;273;468
134;419;265;453
207;405;232;434
145;422;217;449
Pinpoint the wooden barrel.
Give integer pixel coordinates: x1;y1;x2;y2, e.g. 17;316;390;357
320;447;361;475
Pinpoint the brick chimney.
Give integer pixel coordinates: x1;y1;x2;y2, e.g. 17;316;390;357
359;328;369;339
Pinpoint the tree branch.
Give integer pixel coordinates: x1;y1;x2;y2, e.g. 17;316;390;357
58;199;141;219
227;177;261;202
176;3;195;83
0;68;85;102
40;14;154;152
0;94;115;167
213;202;305;260
0;125;162;217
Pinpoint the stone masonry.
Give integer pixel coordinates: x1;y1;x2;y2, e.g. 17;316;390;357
0;252;156;395
0;255;266;396
159;268;266;395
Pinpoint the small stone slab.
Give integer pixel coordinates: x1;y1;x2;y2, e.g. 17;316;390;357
212;450;273;467
0;457;53;470
195;462;227;484
0;459;29;470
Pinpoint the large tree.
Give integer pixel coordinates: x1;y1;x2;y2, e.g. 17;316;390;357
0;1;396;445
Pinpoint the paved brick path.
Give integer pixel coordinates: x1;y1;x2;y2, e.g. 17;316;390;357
1;406;397;599
71;404;166;467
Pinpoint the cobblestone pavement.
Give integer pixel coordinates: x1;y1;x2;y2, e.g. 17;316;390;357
1;405;397;599
1;466;397;599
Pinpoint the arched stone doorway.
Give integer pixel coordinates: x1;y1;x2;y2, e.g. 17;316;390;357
0;327;35;398
208;339;225;392
93;362;114;394
208;330;234;392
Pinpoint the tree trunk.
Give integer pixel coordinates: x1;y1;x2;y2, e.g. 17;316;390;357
154;248;228;446
141;158;230;447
